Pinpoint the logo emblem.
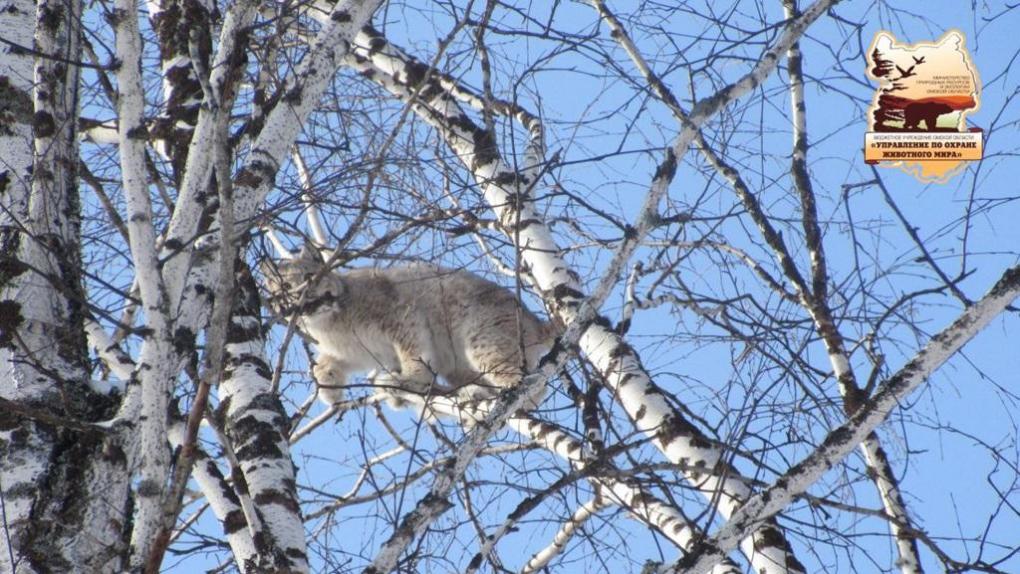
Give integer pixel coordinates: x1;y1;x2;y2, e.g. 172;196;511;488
864;30;982;182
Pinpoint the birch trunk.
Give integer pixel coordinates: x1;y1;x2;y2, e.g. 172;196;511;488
339;27;820;572
0;0;131;569
148;0;211;183
218;265;308;572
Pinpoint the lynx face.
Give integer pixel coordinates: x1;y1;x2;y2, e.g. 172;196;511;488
262;254;346;318
262;253;552;418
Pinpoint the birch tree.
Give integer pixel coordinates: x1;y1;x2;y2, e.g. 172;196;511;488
2;1;1019;573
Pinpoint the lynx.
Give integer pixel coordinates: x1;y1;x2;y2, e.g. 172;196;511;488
263;251;552;416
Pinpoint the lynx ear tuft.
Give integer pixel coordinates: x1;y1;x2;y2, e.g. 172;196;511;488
298;244;321;263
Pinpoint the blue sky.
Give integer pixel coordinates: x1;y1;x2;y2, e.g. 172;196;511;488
152;1;1020;572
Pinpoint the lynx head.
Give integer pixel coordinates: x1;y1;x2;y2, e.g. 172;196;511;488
262;247;345;317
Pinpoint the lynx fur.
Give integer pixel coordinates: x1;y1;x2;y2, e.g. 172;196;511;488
263;251;551;418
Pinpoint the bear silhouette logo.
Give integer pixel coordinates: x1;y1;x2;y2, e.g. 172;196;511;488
903;101;954;130
865;30;983;181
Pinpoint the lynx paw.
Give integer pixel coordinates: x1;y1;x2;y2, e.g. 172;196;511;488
312;355;347;405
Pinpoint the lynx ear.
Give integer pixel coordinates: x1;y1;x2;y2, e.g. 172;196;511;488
297;244;321;263
257;257;275;280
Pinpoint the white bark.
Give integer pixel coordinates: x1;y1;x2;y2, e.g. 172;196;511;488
292;150;329;246
0;1;45;567
153;5;382;437
667;265;1020;574
1;0;130;569
339;18;846;569
110;0;180;565
421;396;741;574
362;370;559;574
140;8;381;563
519;498;609;574
147;0;209;171
163;0;381;321
159;0;259;310
780;2;924;566
168;423;258;567
85;319;134;385
507;417;741;574
218;268;308;572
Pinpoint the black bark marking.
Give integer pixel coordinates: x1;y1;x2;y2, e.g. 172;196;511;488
172;326;196;356
225;355;273;381
551;283;584;303
253;489;300;513
285;547;308;560
493;172;522;187
136;479;162;497
653;413;705;451
471;128;500;170
223;509;247;534
39;3;64;31
608;341;632;359
235;166;263;189
126;124;149;140
104;8;127;26
231;465;249;495
231;413;286;461
226;317;262;344
283;85;302;106
402;59;429;87
0;76;33;136
0;300;25;348
32;111;56;138
368;35;387;54
652;147;677;182
101;442;127;465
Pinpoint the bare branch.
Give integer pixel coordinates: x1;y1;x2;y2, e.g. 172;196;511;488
668;265;1020;574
